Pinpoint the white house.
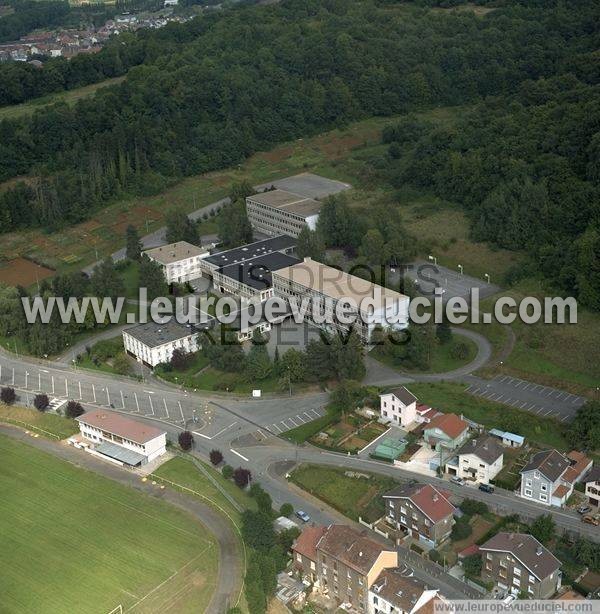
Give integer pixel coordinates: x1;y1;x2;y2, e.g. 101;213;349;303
446;436;504;484
584;467;600;508
123;320;200;367
76;409;166;466
379;386;418;427
143;241;212;284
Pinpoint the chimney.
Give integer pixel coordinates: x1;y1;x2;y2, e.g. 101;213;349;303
304;257;312;262
536;547;543;556
433;494;439;502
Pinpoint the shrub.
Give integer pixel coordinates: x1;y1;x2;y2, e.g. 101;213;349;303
463;554;482;578
451;517;472;541
64;400;84;418
233;467;252;488
451;342;469;360
209;449;223;466
178;430;194;451
460;499;488;517
429;549;441;563
171;348;193;371
222;464;233;480
112;353;131;375
33;393;49;411
280;503;293;517
0;386;16;405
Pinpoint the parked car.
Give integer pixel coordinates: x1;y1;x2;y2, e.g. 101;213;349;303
582;514;600;526
451;476;465;486
296;510;311;523
577;505;592;515
479;483;495;493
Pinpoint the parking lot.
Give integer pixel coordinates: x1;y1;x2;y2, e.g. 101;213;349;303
466;375;585;422
402;260;500;302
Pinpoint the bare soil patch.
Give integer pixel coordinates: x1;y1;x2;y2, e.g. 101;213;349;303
0;257;54;286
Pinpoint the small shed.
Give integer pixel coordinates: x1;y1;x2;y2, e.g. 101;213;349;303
489;428;524;447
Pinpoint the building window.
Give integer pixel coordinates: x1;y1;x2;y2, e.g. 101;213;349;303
524;489;532;497
540;494;548;502
540;483;547;492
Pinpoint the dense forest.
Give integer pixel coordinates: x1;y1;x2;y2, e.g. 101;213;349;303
0;0;599;306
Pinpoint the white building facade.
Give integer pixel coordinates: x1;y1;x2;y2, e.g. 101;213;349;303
123;321;200;367
76;409;166;465
143;241;211;284
379;386;418;427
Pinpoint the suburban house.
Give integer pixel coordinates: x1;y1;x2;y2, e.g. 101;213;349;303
143;241;211;284
246;189;321;237
583;466;600;508
479;532;562;599
379;386;418;427
423;414;469;452
445;436;504;484
292;524;398;612
198;235;298;303
75;409;166;466
368;569;438;614
123;320;201;368
382;483;455;548
520;449;593;507
415;404;442;424
272;257;410;343
488;429;525;448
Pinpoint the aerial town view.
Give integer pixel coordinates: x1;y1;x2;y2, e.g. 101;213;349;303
0;0;599;613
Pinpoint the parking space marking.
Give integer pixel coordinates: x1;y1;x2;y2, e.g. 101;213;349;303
295;414;306;423
270;423;282;434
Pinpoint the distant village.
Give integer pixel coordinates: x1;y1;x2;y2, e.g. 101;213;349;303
0;2;196;63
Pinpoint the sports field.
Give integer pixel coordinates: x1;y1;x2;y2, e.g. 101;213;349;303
0;434;218;614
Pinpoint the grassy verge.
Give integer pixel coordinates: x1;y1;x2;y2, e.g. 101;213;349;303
0;404;78;439
0;434;218;614
289;463;398;523
408;382;570;451
284;409;339;445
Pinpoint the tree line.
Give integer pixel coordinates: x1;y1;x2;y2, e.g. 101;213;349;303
2;0;598;242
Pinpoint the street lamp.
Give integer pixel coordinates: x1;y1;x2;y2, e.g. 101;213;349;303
458;264;463;275
484;273;490;284
428;254;437;266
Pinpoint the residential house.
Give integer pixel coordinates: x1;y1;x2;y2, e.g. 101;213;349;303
75;409;166;466
445;436;504;484
583;466;600;508
379;386;418;427
382;483;455;548
423;414;469;452
520;449;593;507
292;524;398;612
368;569;438;614
480;532;562;599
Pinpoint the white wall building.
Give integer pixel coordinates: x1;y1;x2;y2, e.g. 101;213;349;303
246;189;321;238
272;257;410;343
369;569;438;614
143;241;211;284
76;409;166;466
123;321;200;367
379;386;418;427
446;436;504;485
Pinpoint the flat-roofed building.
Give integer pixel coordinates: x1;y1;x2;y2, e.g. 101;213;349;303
272;257;409;342
123;320;200;367
199;235;298;302
246;189;321;237
76;409;166;466
143;241;212;284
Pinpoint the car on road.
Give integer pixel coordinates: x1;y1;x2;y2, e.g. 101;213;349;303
451;476;465;486
582;513;600;526
296;510;311;523
577;505;592;515
478;483;494;493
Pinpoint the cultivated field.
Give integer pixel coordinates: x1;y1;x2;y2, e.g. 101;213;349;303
0;257;54;286
0;434;218;614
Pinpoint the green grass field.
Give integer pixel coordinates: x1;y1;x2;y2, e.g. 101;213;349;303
0;404;78;439
0;435;218;614
290;464;398;523
0;77;126;122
